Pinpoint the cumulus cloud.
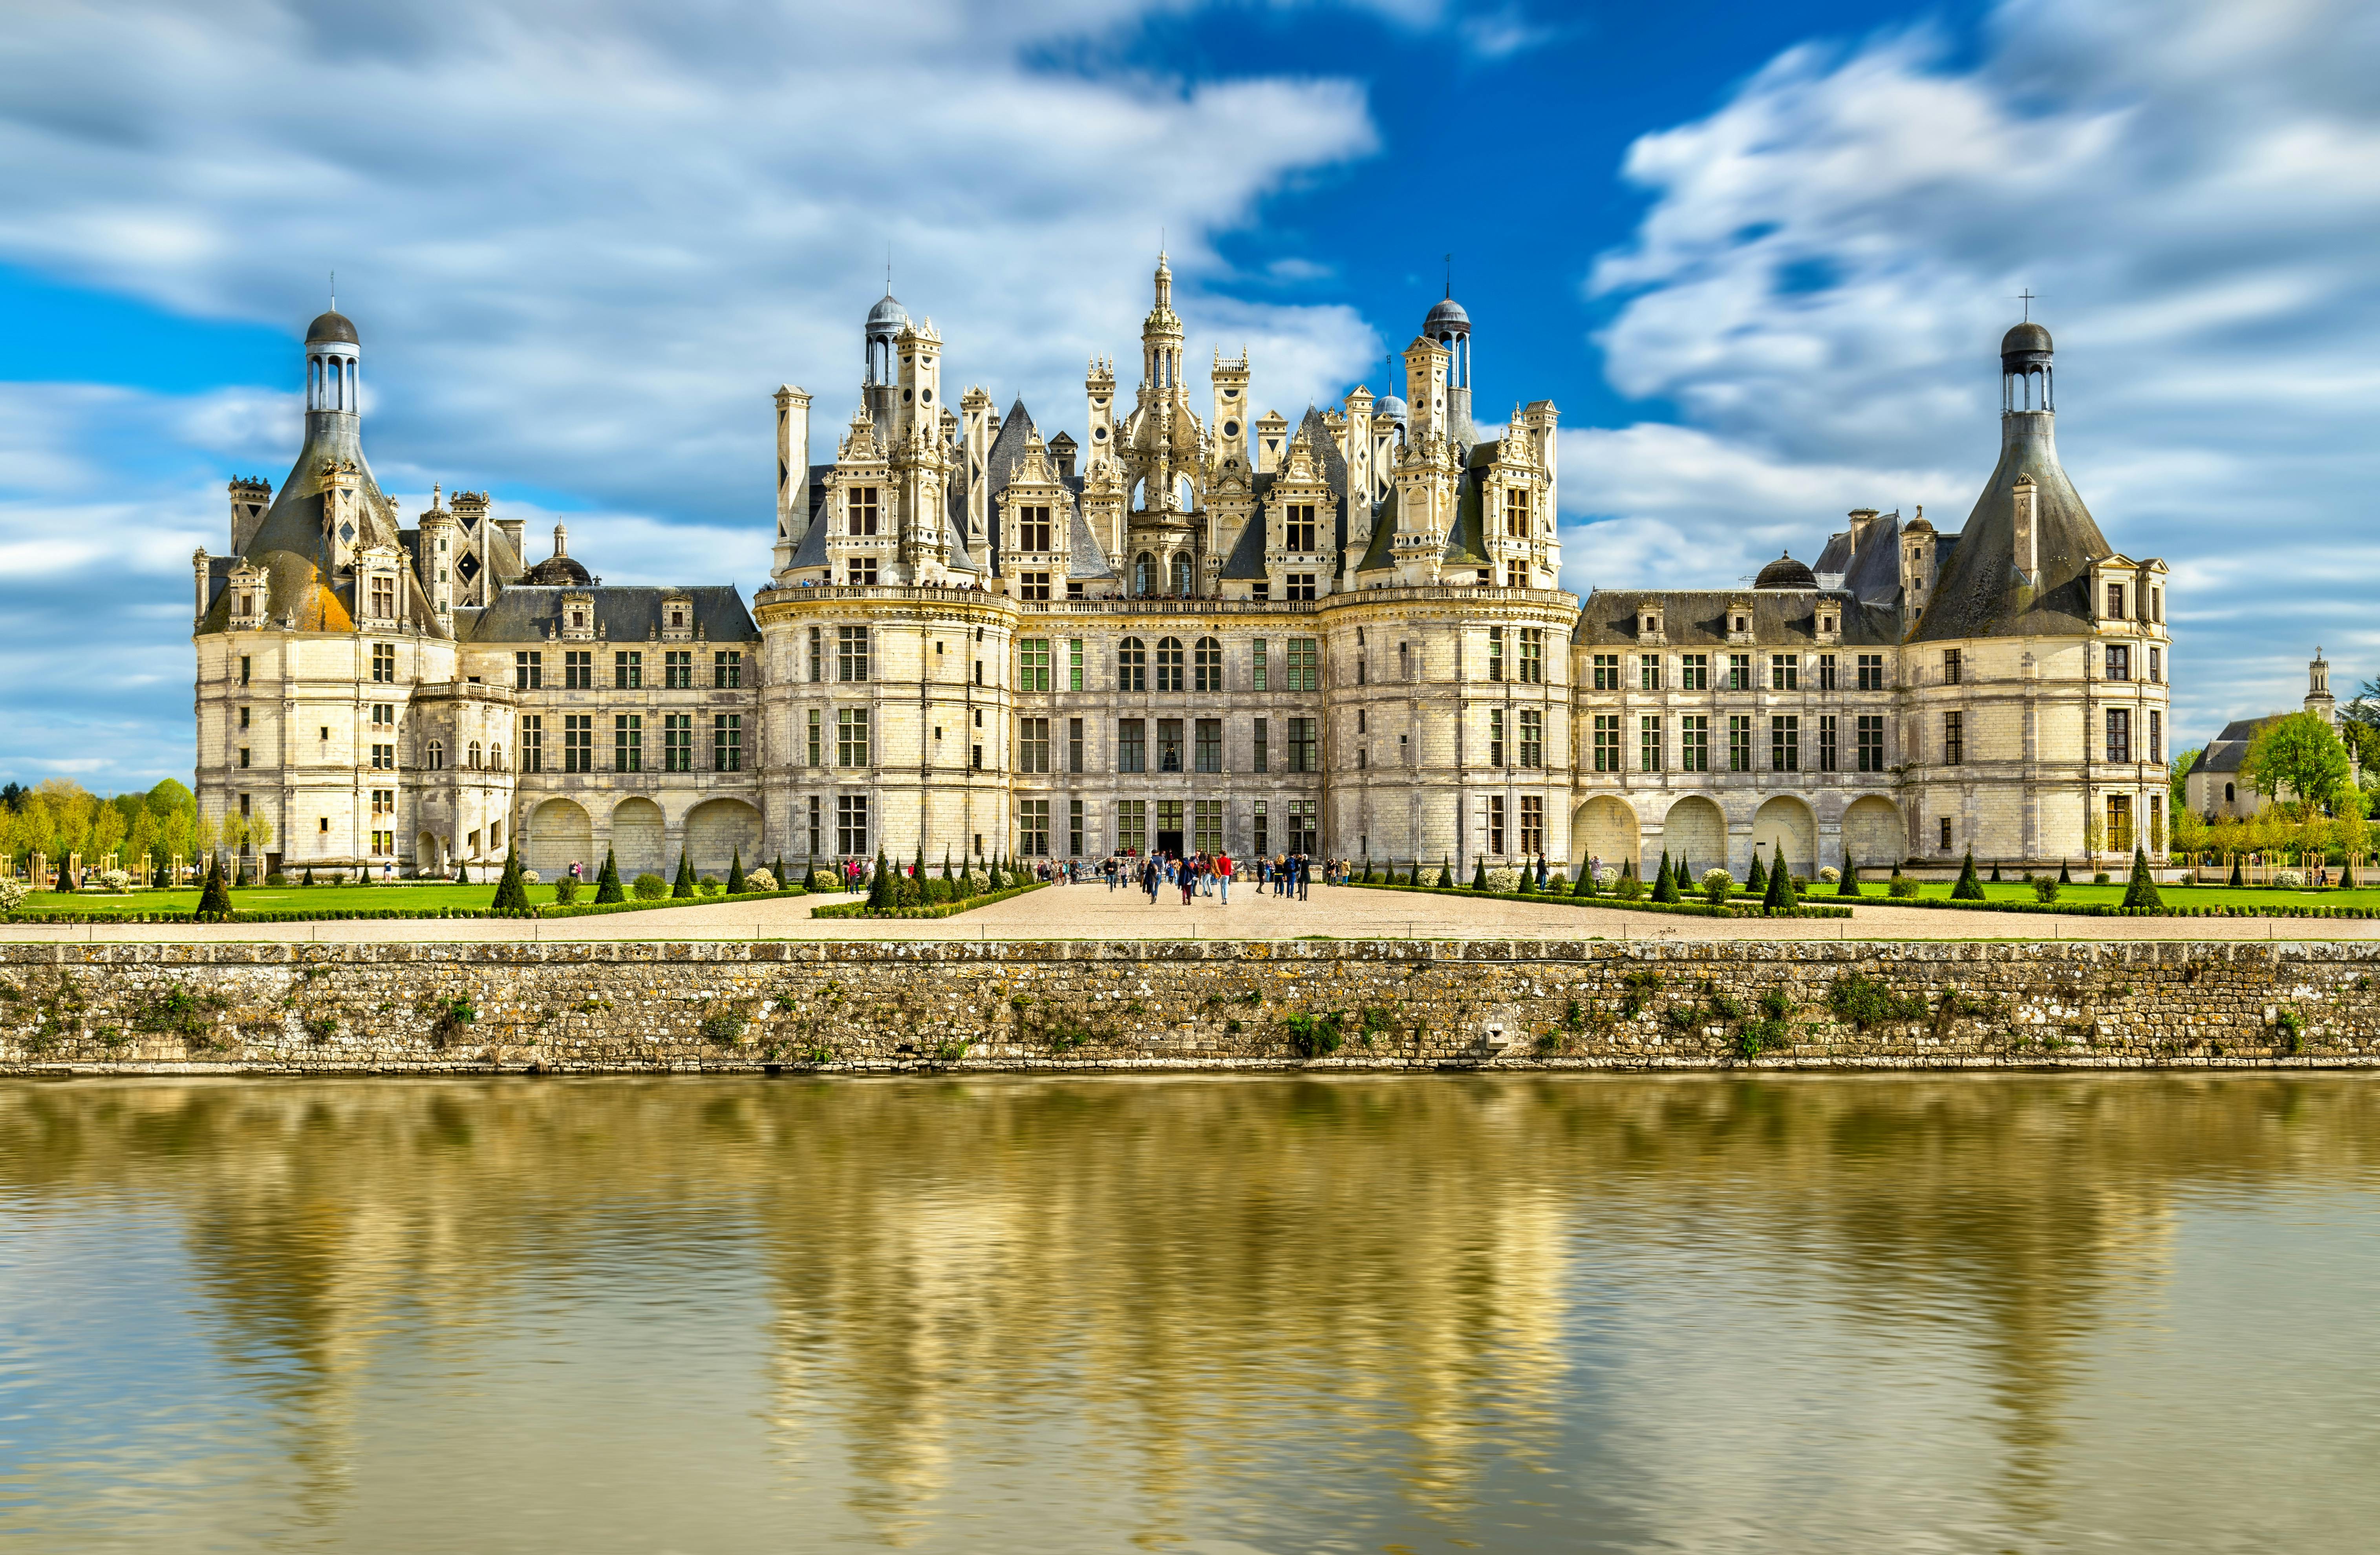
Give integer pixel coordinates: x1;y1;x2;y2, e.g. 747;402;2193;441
1567;0;2380;740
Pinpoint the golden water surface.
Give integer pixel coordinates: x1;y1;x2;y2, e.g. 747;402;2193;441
4;1074;2378;1552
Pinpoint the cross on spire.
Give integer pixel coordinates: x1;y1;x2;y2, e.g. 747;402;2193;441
1444;253;1453;298
2018;288;2035;320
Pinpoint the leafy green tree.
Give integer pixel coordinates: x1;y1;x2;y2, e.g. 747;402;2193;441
2169;745;2203;818
2245;711;2354;812
491;846;532;915
2122;843;2164;910
1951;850;1985;901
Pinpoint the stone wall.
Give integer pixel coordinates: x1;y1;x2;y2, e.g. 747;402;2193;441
6;938;2379;1074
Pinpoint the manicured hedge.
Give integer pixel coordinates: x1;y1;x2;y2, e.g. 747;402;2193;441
2;887;807;926
1351;881;1853;920
811;882;1049;920
1898;896;2378;920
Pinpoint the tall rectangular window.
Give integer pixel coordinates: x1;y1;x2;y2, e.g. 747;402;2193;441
1252;639;1269;691
1593;653;1619;690
1284;503;1317;552
837;626;869;682
662;713;693;771
1818;654;1836;691
2150;709;2162;762
1118;638;1147;691
808;626;822;683
1069;799;1085;858
848;486;878;536
837;707;869;767
371;643;396;683
1519;795;1544;856
520;716;543;773
370;576;395;619
1819;714;1837;772
1193;800;1224;855
1488;795;1506;856
1288;717;1318;773
1019;799;1050;857
1729;715;1753;772
1857;654;1884;691
715;651;742;688
1519;627;1543;684
564;715;591;772
2106;582;2127;619
2106;707;2131;763
1068;638;1085;691
1285;639;1319;692
1593;714;1621;772
1253;718;1269;774
1017;505;1053;553
807;708;821;767
1771;654;1799;691
1489;708;1505;767
1251;800;1268;857
565;651;592;689
1195;718;1222;773
2107;794;2134;851
665;650;693;689
1772;715;1800;771
713;714;741;772
807;796;821;857
1727;653;1751;691
1680;653;1708;691
613;651;642;689
1117;800;1147;856
2106;644;2130;681
1640;654;1661;691
514;651;542;690
1943;649;1963;686
1519;709;1542;769
1857;714;1886;772
1680;714;1709;772
836;795;868;857
1019;639;1050;691
1640;716;1663;772
1285;574;1316;602
615;714;642;772
2149;645;2162;683
1157;718;1184;772
1156;638;1185;692
1194;637;1223;692
1018;717;1049;773
1488;626;1504;682
1943;711;1964;765
1118;719;1146;773
846;557;877;587
1068;717;1084;773
1286;800;1317;856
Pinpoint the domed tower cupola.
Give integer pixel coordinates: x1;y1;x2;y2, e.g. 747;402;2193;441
863;291;907;432
1422;287;1472;439
1142;252;1185;397
2001;319;2053;413
305;308;360;418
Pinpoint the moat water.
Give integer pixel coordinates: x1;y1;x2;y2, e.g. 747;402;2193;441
4;1074;2378;1553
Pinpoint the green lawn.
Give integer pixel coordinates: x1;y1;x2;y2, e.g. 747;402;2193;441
19;883;564;915
1828;880;2380;912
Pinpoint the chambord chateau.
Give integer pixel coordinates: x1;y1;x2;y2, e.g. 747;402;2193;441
192;259;2173;881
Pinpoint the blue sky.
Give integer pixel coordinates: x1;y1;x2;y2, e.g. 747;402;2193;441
4;0;2376;789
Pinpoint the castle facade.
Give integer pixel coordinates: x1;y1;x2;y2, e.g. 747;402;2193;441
193;263;2171;881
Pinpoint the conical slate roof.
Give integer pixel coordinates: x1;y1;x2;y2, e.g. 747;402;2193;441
1912;409;2110;642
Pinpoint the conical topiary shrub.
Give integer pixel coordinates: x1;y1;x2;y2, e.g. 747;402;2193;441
1407;859;1423;888
2060;857;2073;884
1651;850;1679;904
1989;859;2002;883
1518;857;1537;894
1838;862;1863;898
1762;853;1797;914
1573;860;1596;897
595;848;624;904
196;856;233;921
672;850;696;899
1437;856;1454;888
727;848;747;895
301;866;315;887
867;848;896;910
773;856;788;891
2122;843;2164;910
1472;858;1489;891
2342;859;2359;889
454;861;469;885
913;843;927;892
491;846;532;915
2228;855;2244;888
1745;852;1768;899
1951;849;1985;901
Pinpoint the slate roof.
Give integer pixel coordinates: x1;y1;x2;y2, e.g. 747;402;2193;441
1067;506;1116;579
1571;589;1897;647
457;584;758;645
2197;716;2285;776
1911;413;2111;643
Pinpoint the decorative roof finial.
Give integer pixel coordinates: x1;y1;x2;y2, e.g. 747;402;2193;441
2018;287;2035;321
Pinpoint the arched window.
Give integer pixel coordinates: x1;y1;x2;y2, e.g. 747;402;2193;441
1172;553;1193;596
1134;552;1154;596
1194;636;1222;691
1118;637;1146;692
468;741;483;769
428;740;445;771
490;743;504;770
1156;637;1185;693
2226;782;2235;804
1175;474;1194;511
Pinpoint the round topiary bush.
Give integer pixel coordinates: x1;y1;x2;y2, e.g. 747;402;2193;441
745;869;777;892
1818;866;1841;883
2275;869;2306;888
632;873;669;899
1700;868;1733;905
1888;877;1921;899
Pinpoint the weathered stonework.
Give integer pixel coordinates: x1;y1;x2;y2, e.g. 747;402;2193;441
4;938;2376;1075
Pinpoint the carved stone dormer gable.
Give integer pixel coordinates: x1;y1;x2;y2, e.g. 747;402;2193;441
662;590;695;641
560;590;597;642
1634;597;1666;645
1726;595;1759;644
839;407;885;466
227;560;269;630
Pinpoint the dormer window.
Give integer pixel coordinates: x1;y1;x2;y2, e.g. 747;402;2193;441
1733;615;1748;632
1820;615;1837;634
572;612;585;628
1642;616;1658;634
670;608;684;628
2106;582;2128;619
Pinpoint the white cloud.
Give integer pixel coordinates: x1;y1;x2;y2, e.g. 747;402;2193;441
1569;0;2380;743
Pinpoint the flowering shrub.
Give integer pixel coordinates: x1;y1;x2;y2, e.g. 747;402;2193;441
744;869;777;892
2275;869;2306;888
1700;868;1733;905
97;869;133;892
1818;866;1841;883
0;879;27;914
1595;867;1619;888
1485;867;1523;892
521;869;541;885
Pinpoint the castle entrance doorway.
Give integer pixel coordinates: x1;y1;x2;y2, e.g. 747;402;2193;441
1157;829;1184;857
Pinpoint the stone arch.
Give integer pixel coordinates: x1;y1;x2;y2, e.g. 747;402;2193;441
525;797;591;881
1754;796;1818;879
1841;796;1905;870
1571;795;1638;876
611;796;666;877
684;798;763;877
1134;552;1155;596
415;831;442;876
1660;795;1728;877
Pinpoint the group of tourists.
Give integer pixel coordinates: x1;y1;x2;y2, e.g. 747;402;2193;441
1088;850;1338;905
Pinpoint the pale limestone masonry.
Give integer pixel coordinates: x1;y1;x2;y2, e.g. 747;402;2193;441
194;276;2165;889
4;939;2371;1075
